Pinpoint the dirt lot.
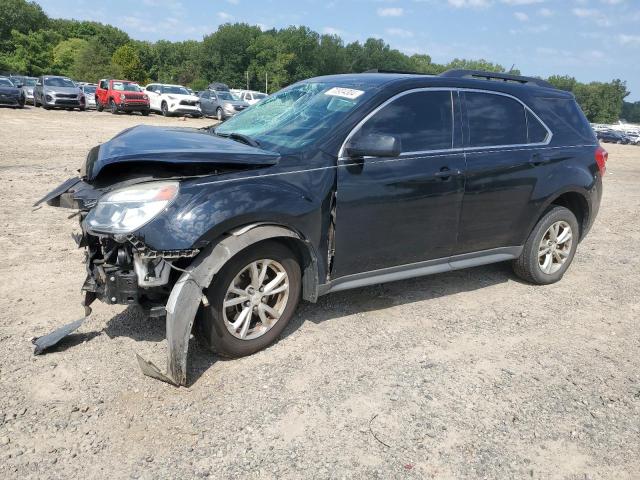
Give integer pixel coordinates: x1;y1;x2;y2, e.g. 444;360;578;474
0;106;638;479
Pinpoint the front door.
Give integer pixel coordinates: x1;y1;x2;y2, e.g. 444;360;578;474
332;89;466;278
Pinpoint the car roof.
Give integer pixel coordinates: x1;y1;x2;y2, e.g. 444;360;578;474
303;71;572;100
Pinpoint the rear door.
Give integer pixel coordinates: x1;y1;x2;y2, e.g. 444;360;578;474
333;89;466;277
455;90;552;254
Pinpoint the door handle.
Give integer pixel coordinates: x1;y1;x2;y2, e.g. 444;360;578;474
434;167;462;180
529;152;552;166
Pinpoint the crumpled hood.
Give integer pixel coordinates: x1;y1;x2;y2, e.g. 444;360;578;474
81;124;279;181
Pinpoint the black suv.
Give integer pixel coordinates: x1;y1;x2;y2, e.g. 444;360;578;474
37;70;606;385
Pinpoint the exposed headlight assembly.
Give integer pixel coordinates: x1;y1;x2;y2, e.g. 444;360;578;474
85;181;178;234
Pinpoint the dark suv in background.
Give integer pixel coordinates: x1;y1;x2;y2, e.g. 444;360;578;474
37;69;605;385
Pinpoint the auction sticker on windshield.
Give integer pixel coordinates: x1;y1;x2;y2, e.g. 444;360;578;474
324;87;365;100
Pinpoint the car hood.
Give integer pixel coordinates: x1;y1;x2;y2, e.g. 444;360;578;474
223;100;249;107
82;124;279;181
164;93;199;101
0;86;20;95
45;86;80;94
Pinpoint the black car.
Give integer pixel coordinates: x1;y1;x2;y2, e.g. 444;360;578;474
0;76;26;108
596;129;629;144
36;69;605;385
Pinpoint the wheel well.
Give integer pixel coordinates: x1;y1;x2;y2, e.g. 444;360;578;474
550;192;589;239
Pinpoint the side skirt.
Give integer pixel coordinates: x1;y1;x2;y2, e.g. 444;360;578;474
318;246;523;296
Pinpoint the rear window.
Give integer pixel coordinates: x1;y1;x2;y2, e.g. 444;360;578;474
356;90;453;152
466;92;527;147
529;97;596;144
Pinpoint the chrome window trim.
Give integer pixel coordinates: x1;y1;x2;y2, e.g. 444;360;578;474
337;87;553;160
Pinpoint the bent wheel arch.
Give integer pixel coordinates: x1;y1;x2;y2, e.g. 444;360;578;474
146;224;318;386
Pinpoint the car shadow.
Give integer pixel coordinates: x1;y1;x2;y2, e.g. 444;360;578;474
282;261;516;339
99;261;516;386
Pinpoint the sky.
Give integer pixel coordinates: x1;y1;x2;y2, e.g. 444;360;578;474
37;0;640;100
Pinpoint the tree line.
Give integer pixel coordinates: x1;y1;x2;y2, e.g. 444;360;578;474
1;0;637;123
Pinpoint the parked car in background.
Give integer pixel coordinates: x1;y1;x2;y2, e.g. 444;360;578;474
20;76;37;104
237;90;268;105
0;76;26;108
37;69;605;386
199;89;249;120
80;84;98;109
596;130;629;144
208;81;230;92
144;83;202;117
96;79;149;115
34;75;85;111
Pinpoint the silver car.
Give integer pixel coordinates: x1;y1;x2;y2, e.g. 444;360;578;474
34;75;86;111
198;89;250;120
21;77;38;104
80;84;97;109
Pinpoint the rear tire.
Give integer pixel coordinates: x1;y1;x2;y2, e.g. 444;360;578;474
512;206;579;285
199;241;301;358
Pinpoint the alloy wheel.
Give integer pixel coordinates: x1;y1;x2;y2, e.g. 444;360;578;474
538;220;573;275
222;259;290;340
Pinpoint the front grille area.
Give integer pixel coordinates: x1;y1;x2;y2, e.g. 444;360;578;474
55;99;80;105
0;95;18;105
179;100;198;106
56;93;77;99
126;93;145;100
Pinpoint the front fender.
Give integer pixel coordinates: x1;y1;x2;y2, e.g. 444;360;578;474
137;224;305;386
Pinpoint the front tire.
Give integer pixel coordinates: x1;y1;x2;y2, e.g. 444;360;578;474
96;99;103;112
216;107;223;121
199;241;301;358
141;109;149;116
109;99;118;114
512;206;579;285
161;101;169;117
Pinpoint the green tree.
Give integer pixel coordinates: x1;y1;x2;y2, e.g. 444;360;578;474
111;43;147;83
200;23;261;87
0;0;48;52
52;37;88;76
71;39;114;82
574;80;628;123
0;29;61;75
621;101;640;123
247;33;294;93
547;75;578;92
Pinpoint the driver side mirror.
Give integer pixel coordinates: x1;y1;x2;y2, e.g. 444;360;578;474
345;133;401;158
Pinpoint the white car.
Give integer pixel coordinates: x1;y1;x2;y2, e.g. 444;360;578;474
144;83;202;117
236;89;268;105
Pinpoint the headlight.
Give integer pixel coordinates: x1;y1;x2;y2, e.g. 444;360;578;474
120;93;126;101
223;103;234;111
85;181;179;234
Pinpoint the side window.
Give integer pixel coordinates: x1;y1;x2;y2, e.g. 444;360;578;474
146;85;154;92
99;80;107;89
466;92;527;147
201;91;210;99
356;90;453;152
526;110;548;143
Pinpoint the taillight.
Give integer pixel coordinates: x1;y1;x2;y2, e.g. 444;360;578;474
595;146;608;176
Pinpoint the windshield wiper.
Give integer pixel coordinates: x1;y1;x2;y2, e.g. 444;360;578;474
216;132;261;148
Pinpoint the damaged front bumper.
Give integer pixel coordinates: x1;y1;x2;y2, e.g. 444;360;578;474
34;178;205;386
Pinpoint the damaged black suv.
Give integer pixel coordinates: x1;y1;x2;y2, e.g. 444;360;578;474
37;70;605;385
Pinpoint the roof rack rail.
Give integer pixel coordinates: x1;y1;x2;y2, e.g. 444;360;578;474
363;69;429;75
439;69;554;89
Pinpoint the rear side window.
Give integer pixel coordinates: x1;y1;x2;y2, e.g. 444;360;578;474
357;90;453;152
526;110;548;143
466;92;527;147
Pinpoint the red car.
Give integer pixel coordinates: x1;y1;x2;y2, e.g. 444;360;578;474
96;79;150;115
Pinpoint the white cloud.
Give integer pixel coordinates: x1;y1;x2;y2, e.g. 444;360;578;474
323;26;342;35
538;8;553;16
385;27;414;38
217;11;234;21
514;12;529;21
618;33;640;45
572;7;612;26
447;0;491;7
377;7;404;16
501;0;543;4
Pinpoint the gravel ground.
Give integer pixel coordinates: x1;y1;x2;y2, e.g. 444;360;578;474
0;106;639;479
